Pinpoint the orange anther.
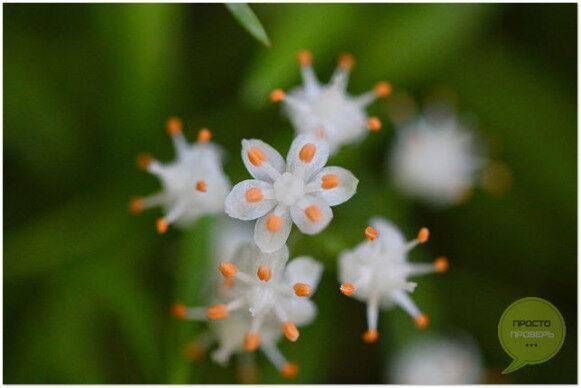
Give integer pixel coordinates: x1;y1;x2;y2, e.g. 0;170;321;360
172;302;187;319
244;332;260;352
415;314;429;329
293;283;312;297
280;362;298;379
434;256;449;273
270;89;286;103
340;283;355;296
129;197;144;215
137;153;153;170
219;262;238;278
245;187;263;203
166;117;183;135
195;180;207;192
197;128;212;143
257;265;272;282
248;147;266;166
362;329;379;343
304;205;322;222
374;81;392;97
299;143;316;163
417;227;430;243
338;53;355;70
364;226;379;241
321;174;339;189
184;342;204;361
367;117;382;132
206;304;228;320
283;321;299;342
266;214;282;232
157;218;168;234
297;50;312;66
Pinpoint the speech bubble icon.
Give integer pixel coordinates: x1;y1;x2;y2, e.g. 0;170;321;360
498;297;565;374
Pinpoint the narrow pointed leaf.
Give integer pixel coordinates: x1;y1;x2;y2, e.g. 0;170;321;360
225;4;271;47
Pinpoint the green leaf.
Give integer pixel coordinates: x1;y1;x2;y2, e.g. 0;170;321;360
225;4;271;47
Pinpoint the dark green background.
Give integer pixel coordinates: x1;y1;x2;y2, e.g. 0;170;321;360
4;3;577;384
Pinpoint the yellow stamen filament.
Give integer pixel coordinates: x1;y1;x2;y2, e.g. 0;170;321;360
304;205;322;222
184;342;204;361
293;283;312;297
129;197;144;215
248;147;266;166
362;329;379;343
297;50;312;66
244;332;260;352
257;265;272;282
206;304;228;320
367;117;382;132
434;256;449;273
270;89;286;103
364;226;379;241
219;262;238;278
195;180;207;192
280;362;299;379
283;321;299;342
340;283;355;296
245;187;263;203
266;214;282;232
299;143;316;163
197;128;212;143
172;302;186;319
137;153;153;170
157;218;168;234
374;81;392;97
415;314;429;329
322;174;339;189
166;117;183;135
417;227;430;243
338;53;355;70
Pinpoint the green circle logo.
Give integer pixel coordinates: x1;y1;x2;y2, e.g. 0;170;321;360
498;297;565;374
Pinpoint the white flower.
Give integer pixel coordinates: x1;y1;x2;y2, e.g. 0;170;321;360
338;217;448;343
225;132;358;253
389;107;486;206
173;243;323;379
388;334;484;384
129;117;231;233
271;50;392;154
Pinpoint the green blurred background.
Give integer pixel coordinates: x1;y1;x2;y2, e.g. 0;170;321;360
4;3;576;384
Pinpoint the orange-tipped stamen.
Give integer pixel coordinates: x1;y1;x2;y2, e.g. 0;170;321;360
374;81;392;97
270;89;286;103
166;117;183;135
280;362;299;379
417;227;430;243
248;147;266;166
434;256;449;273
362;329;379;343
299;143;316;163
244;332;260;352
338;52;355;70
367;117;382;132
304;205;322;222
321;174;339;189
129;197;144;215
266;214;282;232
245;187;263;203
197;128;212;143
293;283;312;297
415;314;429;329
257;265;272;282
184;342;204;361
340;283;355;296
365;226;379;241
206;304;228;320
283;321;299;342
297;50;312;66
157;218;168;234
195;180;207;192
219;262;238;278
137;153;153;170
172;302;187;319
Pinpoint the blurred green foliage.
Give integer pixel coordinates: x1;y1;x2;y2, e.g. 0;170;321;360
4;3;576;384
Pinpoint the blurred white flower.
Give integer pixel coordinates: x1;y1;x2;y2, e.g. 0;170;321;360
389;107;486;206
271;50;391;154
338;217;448;343
130;117;231;233
388;334;484;384
225;133;358;253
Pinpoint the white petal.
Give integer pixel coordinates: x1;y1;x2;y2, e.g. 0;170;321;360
254;206;292;253
241;139;285;183
309;166;358;206
370;217;406;251
290;195;333;235
286;133;329;181
224;179;276;220
280;297;317;326
233;242;289;277
284;256;323;292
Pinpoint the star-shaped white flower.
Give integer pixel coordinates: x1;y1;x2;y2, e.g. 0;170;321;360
130;117;231;233
338;217;448;343
270;50;392;154
225;133;358;253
